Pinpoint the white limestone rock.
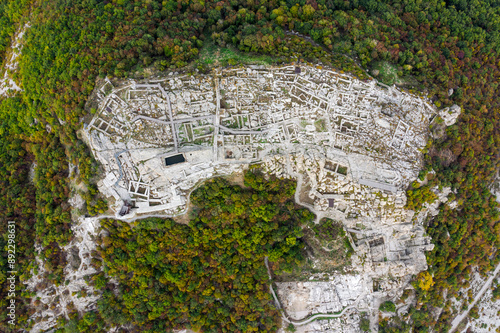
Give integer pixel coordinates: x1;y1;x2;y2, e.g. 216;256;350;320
439;104;461;126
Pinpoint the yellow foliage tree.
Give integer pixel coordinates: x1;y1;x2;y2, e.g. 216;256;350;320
417;271;434;291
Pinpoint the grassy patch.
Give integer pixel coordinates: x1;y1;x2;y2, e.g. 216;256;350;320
379;301;396;312
311;219;353;256
197;41;278;67
370;61;401;86
314;119;327;132
337;165;348;175
360;313;370;332
275;218;354;281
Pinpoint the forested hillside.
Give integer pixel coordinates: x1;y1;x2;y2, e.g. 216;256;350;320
0;0;500;332
60;171;312;332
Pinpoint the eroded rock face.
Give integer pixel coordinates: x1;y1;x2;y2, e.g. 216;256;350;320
25;217;101;333
459;274;500;333
0;23;29;97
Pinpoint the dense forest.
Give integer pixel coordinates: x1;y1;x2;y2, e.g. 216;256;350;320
57;171;313;332
0;0;500;331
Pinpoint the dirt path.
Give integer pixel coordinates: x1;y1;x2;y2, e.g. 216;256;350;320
448;262;500;333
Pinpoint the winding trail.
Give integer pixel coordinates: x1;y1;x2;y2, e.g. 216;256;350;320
285;155;325;224
448;262;500;333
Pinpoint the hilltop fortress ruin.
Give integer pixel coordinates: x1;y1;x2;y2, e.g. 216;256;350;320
84;64;440;331
85;64;433;214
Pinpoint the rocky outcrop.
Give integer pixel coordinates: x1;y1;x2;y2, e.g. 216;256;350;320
439;104;461;126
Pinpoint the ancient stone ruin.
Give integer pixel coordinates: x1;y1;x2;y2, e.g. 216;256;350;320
84;64;438;331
